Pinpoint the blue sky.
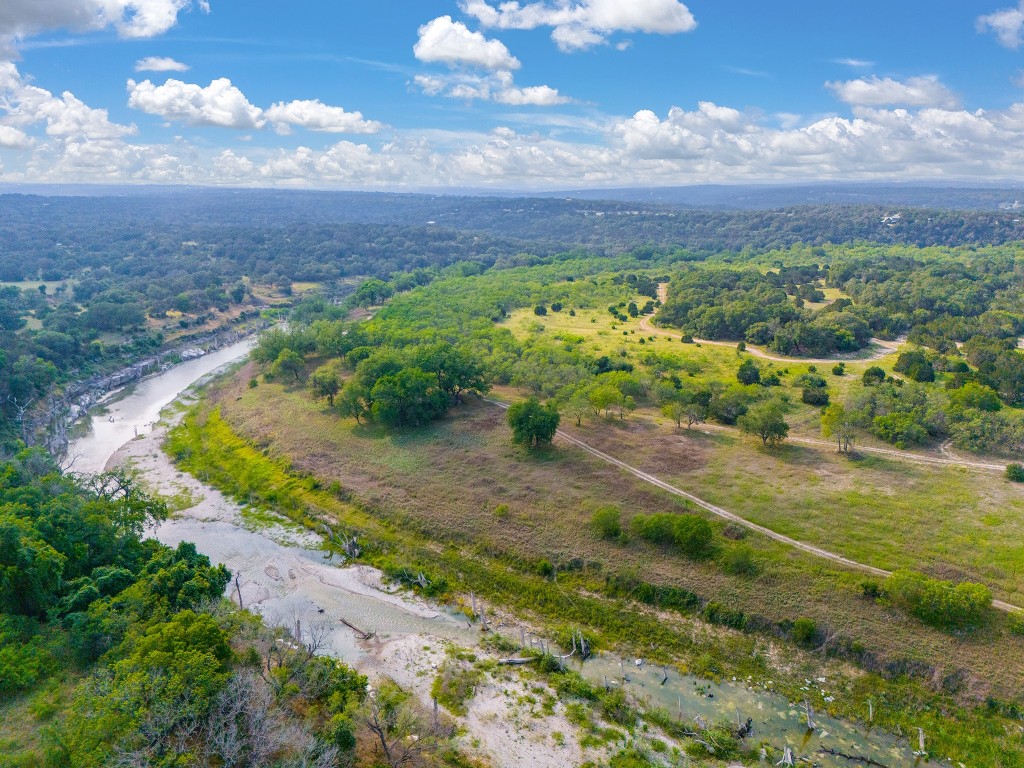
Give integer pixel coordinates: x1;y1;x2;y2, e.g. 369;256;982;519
2;0;1024;188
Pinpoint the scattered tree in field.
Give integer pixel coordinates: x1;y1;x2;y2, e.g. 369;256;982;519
821;402;856;453
534;304;548;316
686;403;708;429
1007;463;1024;482
662;400;685;428
309;364;340;406
801;385;830;406
736;359;761;385
507;397;560;448
738;400;789;447
271;348;304;381
616;395;637;420
589;384;624;418
564;390;592;426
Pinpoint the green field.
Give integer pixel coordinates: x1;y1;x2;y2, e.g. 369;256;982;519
213;363;1024;697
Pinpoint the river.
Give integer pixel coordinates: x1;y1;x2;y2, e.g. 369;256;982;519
66;342;921;768
68;338;258;475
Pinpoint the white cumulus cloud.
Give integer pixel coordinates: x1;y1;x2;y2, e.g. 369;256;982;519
826;75;959;109
460;0;696;51
978;2;1024;48
127;77;265;129
135;56;190;72
264;99;384;135
494;84;568;106
0;0;204;45
414;16;520;70
0;61;136;140
0;125;32;148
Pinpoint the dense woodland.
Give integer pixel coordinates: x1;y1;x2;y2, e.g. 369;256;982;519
4;190;1024;448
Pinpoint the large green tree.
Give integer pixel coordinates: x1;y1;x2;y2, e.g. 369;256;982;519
738;400;789;447
370;368;449;427
507;398;560;448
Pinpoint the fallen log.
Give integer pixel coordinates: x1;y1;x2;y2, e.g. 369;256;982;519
817;747;891;768
339;617;374;640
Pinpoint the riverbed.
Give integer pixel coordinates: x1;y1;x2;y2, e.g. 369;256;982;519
66;344;922;768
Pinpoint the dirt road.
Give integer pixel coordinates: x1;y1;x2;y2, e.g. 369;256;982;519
640;283;905;365
485;397;1020;612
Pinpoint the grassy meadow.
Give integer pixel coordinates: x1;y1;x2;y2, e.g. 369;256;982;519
211;362;1024;697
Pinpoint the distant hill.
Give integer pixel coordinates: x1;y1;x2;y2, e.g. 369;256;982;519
544;183;1024;211
4;181;1024;212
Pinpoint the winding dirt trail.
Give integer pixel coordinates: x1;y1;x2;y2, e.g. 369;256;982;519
640;283;905;365
486;397;1020;613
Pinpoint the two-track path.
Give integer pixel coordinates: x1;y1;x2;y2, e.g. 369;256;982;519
486;397;1020;612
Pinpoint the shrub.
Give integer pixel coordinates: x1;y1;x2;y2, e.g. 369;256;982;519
736;359;761;385
534;304;548;316
431;661;483;716
1009;612;1024;636
631;513;714;559
832;363;845;376
791;617;817;646
631;513;676;545
860;579;882;599
863;366;885;385
885;570;992;629
802;386;830;406
592;506;622;539
873;412;928;446
894;349;935;382
673;515;714;558
701;601;746;630
1007;464;1024;483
